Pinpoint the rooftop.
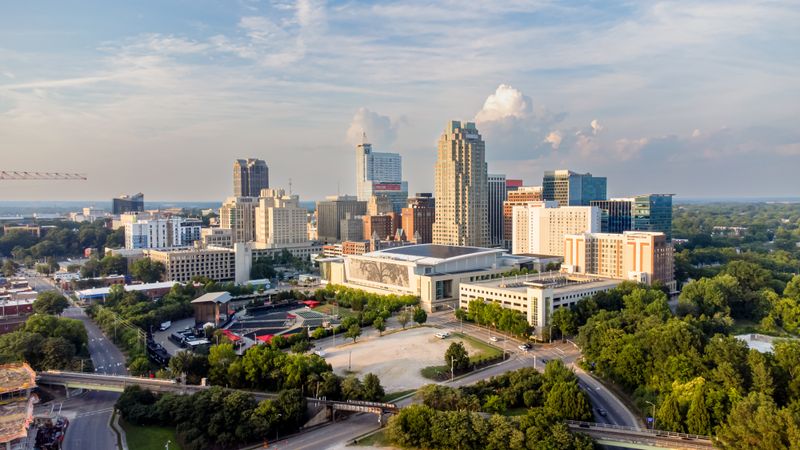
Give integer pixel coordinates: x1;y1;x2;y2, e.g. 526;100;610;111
462;272;621;294
376;244;501;260
0;363;36;396
191;291;232;304
76;281;179;299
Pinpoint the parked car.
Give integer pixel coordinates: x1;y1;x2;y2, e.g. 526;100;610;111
596;407;608;417
159;321;172;331
435;332;450;339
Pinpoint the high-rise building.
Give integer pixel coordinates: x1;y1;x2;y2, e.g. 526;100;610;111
340;213;365;242
363;214;395;241
488;174;507;247
112;193;144;215
432;121;489;247
563;231;675;291
591;194;674;240
503;186;542;247
402;193;435;244
316;195;367;242
219;196;259;243
254;188;309;248
124;217;199;249
512;201;600;256
542;170;606;206
355;135;408;213
233;158;269;197
367;195;393;216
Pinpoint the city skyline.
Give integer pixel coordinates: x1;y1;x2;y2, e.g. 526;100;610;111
1;1;799;202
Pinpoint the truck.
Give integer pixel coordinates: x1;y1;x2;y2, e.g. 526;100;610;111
159;321;172;331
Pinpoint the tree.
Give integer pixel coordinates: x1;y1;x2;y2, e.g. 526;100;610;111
373;316;386;336
345;324;361;343
33;291;70;315
131;257;166;283
2;259;18;277
717;393;789;450
657;394;684;432
550;307;577;341
445;342;469;372
413;307;427;325
362;373;385;402
341;375;364;400
208;343;237;386
482;394;506;414
685;388;711;435
398;310;412;329
544;381;592;420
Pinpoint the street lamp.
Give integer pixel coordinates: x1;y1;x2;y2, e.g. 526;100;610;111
645;401;656;429
165;440;171;450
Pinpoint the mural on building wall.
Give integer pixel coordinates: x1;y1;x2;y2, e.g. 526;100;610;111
348;259;410;288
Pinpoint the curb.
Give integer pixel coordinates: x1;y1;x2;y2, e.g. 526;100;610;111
348;426;385;446
109;409;129;450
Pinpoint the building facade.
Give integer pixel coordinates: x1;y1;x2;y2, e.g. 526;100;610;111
542;170;606;206
340;214;365;242
432;121;489;247
562;231;675;291
124;217;200;249
401;193;435;244
512;201;600;256
145;243;251;284
219;196;259;243
315;195;367;243
233;158;269;197
254;188;309;248
591;194;673;240
355;135;408;213
112;193;144;215
321;244;531;312
503;186;543;248
488;174;507;247
459;273;622;339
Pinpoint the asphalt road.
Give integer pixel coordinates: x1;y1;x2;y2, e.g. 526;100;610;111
60;305;128;450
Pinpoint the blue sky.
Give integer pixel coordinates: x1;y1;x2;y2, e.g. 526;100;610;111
1;0;798;202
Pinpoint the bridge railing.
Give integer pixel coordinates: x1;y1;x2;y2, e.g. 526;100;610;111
565;420;712;441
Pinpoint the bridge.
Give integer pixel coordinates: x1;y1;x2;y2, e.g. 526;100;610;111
566;420;715;450
37;371;397;420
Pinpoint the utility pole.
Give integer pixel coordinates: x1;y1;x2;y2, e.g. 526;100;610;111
450;356;454;381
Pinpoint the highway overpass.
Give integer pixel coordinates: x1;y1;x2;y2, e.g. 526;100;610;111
566;420;714;449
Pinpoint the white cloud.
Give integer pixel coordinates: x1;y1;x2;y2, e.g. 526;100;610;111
475;84;532;123
590;119;603;135
346;107;400;148
544;131;562;150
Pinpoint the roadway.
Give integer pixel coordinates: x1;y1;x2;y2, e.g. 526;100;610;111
58;305;128;450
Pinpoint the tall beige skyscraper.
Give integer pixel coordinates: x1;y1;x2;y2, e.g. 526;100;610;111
432;121;489;247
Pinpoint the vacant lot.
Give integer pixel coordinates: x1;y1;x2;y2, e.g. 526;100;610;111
325;326;493;392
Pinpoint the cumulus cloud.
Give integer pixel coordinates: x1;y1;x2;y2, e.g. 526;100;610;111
474;84;565;160
544;131;562;149
346;107;400;148
590;119;603;135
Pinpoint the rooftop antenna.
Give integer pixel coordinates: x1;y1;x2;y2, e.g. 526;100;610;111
361;130;367;145
288;178;293;195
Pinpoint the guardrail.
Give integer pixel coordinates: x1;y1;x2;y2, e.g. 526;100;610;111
565;420;713;441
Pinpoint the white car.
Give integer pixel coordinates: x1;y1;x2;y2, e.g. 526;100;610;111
489;336;500;342
314;350;326;357
435;332;450;339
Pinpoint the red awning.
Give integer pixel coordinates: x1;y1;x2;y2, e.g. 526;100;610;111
255;334;274;343
221;329;241;342
287;313;296;319
301;300;321;308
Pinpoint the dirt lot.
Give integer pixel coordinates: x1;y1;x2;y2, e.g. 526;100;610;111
325;326;483;392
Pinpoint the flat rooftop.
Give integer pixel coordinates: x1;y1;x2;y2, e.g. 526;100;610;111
462;272;621;294
0;363;36;395
372;244;505;263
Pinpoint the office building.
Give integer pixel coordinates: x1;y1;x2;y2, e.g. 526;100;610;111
124;217;200;249
363;214;395;241
367;195;393;216
233;158;269;197
219;196;259;243
542;170;606;206
432;121;489;247
320;244;532;312
503;186;543;247
341;214;365;242
562;231;675;291
402;194;435;244
591;194;674;240
201;228;233;248
316;195;367;242
512;201;600;256
112;193;144;215
460;273;622;339
146;243;251;284
254;188;309;248
355;135;408;213
488;174;507;247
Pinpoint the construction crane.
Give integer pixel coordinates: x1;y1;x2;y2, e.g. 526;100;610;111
0;171;87;180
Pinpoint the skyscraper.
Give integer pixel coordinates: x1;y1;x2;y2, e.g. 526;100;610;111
511;201;600;256
542;170;606;206
433;121;488;247
591;194;674;240
488;174;507;247
233;158;269;197
254;188;309;248
402;193;435;244
355;134;408;213
219;196;259;243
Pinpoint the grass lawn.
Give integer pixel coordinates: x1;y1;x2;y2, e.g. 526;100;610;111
383;389;416;402
120;419;181;450
313;303;357;319
420;365;451;380
451;332;503;362
353;429;391;447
